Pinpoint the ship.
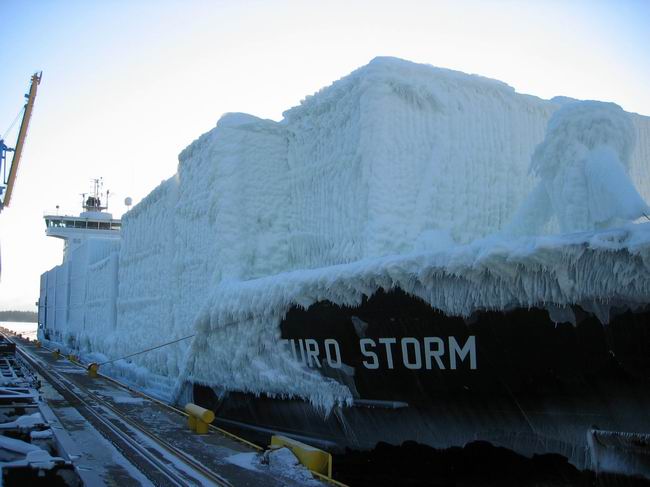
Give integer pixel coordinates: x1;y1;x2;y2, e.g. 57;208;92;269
37;57;650;479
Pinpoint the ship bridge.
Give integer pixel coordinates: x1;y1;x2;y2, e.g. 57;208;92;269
44;179;123;261
44;210;121;262
45;212;122;233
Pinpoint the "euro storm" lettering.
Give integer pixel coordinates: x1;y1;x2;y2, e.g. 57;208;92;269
283;336;477;370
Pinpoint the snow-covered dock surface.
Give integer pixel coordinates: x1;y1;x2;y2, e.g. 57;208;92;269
38;57;650;410
14;336;328;486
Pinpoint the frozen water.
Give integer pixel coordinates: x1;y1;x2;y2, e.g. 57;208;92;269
38;57;650;409
507;101;649;235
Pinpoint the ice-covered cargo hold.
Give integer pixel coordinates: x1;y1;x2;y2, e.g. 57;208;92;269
38;57;650;477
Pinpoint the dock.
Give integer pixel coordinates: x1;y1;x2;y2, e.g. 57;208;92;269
0;329;338;486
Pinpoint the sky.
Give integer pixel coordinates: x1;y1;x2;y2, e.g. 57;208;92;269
0;0;649;311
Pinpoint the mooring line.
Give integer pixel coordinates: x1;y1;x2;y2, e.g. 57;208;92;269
98;333;196;365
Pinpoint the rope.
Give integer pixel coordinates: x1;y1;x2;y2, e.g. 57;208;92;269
93;316;249;366
99;333;196;366
2;106;25;141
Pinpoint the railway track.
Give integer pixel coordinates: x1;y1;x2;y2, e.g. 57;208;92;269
5;333;232;487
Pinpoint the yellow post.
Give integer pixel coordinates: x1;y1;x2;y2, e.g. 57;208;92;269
184;403;215;434
67;354;76;362
271;435;333;478
52;349;60;360
196;419;209;434
35;341;41;349
88;363;99;378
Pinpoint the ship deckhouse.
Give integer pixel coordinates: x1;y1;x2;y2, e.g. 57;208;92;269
44;180;121;262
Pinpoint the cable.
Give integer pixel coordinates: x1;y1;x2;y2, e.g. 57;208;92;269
1;106;26;141
98;333;196;366
98;316;247;365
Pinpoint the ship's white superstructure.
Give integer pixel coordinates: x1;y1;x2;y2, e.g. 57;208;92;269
43;179;121;262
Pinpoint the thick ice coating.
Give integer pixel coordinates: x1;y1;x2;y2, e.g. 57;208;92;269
507;101;649;235
38;57;650;408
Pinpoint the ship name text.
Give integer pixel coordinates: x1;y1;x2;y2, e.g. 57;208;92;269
282;336;477;370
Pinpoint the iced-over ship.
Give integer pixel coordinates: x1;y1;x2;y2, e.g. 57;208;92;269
38;58;650;477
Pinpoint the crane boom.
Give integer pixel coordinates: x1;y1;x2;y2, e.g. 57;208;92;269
1;71;42;208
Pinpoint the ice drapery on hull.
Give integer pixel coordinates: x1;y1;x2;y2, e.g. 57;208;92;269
38;57;650;411
507;101;649;235
194;289;650;473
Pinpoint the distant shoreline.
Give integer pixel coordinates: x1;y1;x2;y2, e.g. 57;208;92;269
0;310;37;322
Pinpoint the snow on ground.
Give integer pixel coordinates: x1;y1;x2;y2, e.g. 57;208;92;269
225;448;322;486
37;57;650;409
0;413;45;431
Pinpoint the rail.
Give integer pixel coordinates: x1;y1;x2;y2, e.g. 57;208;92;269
6;330;350;487
4;332;232;487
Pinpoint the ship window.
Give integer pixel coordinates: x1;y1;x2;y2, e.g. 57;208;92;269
99;222;110;230
64;220;74;227
111;222;121;230
74;220;85;228
88;221;99;229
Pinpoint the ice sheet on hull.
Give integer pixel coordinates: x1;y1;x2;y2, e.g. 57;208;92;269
175;112;290;314
116;178;182;380
38;56;650;411
40;238;119;348
183;223;650;409
283;57;557;255
507;101;649;236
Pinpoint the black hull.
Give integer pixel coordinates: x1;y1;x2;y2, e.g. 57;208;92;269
194;289;650;475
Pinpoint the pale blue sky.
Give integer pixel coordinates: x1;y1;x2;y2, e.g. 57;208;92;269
1;0;649;310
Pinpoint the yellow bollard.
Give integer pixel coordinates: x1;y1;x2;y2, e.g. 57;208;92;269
67;354;76;362
196;419;209;434
88;363;99;378
271;435;333;478
52;349;60;360
184;403;215;434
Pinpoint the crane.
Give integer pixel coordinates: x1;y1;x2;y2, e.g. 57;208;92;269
0;72;42;210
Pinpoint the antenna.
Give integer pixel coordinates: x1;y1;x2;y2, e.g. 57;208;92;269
83;178;108;212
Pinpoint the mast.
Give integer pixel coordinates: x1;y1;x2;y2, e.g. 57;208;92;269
1;71;42;208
